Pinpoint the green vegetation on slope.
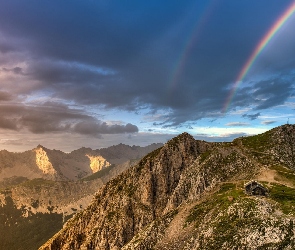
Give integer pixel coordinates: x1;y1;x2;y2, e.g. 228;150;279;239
239;130;272;152
20;178;56;188
269;164;295;187
0;176;28;190
185;181;295;249
185;182;246;227
268;183;295;215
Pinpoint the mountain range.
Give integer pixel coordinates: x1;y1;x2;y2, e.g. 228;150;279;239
0;143;162;249
39;124;295;249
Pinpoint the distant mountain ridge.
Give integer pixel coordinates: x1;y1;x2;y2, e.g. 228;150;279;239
0;142;163;250
40;124;295;249
0;143;163;185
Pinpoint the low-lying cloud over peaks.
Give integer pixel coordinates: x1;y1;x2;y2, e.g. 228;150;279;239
0;101;138;136
73;121;138;136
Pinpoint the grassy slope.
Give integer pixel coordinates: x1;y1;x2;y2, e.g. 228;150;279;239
185;128;295;248
183;180;295;249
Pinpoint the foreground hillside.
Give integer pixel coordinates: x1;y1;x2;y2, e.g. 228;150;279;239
40;124;295;249
0;143;162;250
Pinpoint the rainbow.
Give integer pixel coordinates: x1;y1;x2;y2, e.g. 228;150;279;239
168;1;218;96
222;1;295;113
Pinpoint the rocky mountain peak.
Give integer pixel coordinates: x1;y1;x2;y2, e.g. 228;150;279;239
166;132;195;145
86;154;111;173
34;147;57;176
40;132;212;249
35;144;47;150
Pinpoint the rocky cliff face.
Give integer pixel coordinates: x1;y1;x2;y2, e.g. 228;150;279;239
40;124;295;250
86;155;111;173
40;133;210;249
35;147;58;176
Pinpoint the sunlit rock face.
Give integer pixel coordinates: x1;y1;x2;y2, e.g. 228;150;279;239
35;148;57;175
86;155;111;173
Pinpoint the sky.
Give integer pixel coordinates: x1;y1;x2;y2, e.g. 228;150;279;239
0;0;295;152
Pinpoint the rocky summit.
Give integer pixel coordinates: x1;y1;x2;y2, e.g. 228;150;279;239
40;124;295;250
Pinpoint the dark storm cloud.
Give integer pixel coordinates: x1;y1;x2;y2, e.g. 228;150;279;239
253;79;294;110
73;121;138;136
242;113;260;120
232;76;295;111
0;91;13;101
0;102;86;131
0;0;192;67
0;0;294;127
19;112;72;134
2;67;23;74
23;60;117;100
0;102;138;135
29;60;115;86
0;42;15;53
0;117;18;130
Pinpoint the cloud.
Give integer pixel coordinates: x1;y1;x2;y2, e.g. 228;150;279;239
232;77;295;112
0;117;18;130
0;1;254;124
2;66;23;74
19;112;72;134
0;0;294;131
242;112;260;120
0;138;28;146
73;121;138;136
261;120;276;125
225;122;250;127
0;91;13;101
0;101;138;135
0;41;16;54
253;79;294;110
